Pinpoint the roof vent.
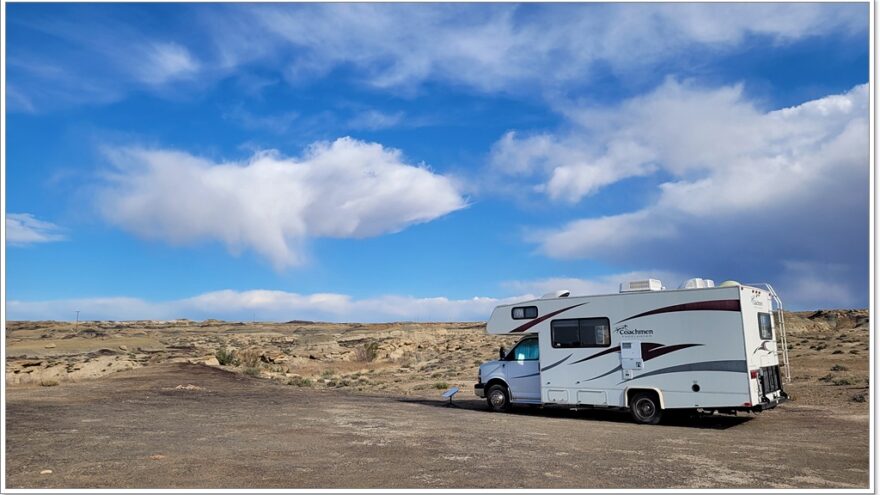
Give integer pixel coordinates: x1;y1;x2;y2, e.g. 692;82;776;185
542;290;571;299
619;279;664;293
679;278;715;289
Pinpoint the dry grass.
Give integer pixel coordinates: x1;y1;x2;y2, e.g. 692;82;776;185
354;342;380;362
238;349;261;368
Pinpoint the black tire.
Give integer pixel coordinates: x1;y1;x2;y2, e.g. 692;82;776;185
486;384;510;412
630;392;662;424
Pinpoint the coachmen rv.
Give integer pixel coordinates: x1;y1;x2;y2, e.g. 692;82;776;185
474;279;790;424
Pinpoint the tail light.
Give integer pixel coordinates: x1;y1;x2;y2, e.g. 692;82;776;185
750;370;759;379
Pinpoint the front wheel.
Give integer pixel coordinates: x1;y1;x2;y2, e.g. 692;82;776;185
630;392;662;424
486;384;510;412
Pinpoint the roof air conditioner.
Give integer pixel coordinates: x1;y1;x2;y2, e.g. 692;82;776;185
679;278;716;289
619;279;664;293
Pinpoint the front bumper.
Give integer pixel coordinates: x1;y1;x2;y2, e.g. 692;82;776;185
474;383;485;398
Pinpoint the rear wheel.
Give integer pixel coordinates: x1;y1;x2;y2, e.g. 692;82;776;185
630;392;662;424
486;384;510;412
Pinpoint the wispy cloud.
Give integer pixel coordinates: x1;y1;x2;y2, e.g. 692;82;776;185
6;290;524;322
222;105;299;134
7;213;66;246
346;109;405;131
94;137;467;269
7;3;867;111
0;271;690;322
137;42;199;85
496;82;868;307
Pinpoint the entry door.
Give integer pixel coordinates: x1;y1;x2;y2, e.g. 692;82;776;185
506;338;541;401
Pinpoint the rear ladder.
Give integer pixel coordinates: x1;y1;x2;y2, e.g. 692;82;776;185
749;283;791;382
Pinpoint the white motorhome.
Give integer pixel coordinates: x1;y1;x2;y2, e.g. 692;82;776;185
474;279;790;424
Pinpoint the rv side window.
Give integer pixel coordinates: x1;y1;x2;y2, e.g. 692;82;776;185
550;319;580;348
758;312;773;340
512;306;538;320
580;318;611;347
551;318;612;348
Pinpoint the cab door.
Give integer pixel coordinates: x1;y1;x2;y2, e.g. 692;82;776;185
504;338;541;401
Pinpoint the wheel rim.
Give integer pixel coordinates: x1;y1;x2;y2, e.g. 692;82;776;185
635;398;655;419
490;390;506;407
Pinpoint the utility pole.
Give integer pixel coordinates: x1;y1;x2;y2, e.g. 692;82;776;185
74;310;80;328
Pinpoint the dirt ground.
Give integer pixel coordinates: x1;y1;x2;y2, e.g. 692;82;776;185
4;309;871;489
6;363;869;489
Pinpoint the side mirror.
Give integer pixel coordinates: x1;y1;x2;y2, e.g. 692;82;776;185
499;345;506;360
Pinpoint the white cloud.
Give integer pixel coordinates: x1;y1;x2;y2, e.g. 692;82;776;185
227;4;865;94
346;110;405;131
9;4;866;110
504;82;868;308
6;290;525;322
6;213;66;246
5;270;702;322
95;137;467;269
137;42;199;85
222;105;299;134
527;82;867;253
490;131;658;202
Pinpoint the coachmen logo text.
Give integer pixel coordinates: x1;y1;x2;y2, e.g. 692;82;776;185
614;324;654;336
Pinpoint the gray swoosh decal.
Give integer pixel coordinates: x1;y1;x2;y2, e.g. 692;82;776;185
510;302;588;333
618;360;747;384
512;372;540;379
540;354;572;372
584;365;622;382
569;346;620;365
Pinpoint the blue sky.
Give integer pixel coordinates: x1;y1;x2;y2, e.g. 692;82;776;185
5;3;870;321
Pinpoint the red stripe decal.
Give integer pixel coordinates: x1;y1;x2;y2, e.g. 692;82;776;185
509;303;587;333
617;299;741;323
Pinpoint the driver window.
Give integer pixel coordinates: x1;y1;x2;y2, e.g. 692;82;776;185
510;338;539;361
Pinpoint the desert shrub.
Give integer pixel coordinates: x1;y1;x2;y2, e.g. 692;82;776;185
830;364;848;372
40;379;59;387
288;376;313;387
321;369;335;379
832;377;855;386
243;366;261;377
433;382;449;390
238;349;261;368
819;373;834;382
215;348;237;366
832;350;843;355
354;342;380;362
851;393;867;403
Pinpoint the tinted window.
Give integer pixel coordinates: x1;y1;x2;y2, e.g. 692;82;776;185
758;312;773;340
512;306;538;319
550;319;580;348
509;338;539;360
551;318;611;348
580;318;610;347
